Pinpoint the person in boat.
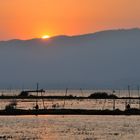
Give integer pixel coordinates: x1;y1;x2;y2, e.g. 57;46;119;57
126;104;130;110
35;104;39;110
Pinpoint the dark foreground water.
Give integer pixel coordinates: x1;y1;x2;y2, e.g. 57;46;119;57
0;115;140;140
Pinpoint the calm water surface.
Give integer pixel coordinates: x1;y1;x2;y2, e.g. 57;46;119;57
0;115;140;140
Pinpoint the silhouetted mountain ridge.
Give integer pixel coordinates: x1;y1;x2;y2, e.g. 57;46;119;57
0;28;140;89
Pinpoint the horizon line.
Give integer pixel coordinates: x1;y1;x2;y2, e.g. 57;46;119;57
0;27;139;42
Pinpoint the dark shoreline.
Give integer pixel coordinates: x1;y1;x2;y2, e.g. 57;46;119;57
0;108;140;116
0;95;139;100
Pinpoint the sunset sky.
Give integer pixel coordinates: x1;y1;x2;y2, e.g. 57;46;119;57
0;0;140;40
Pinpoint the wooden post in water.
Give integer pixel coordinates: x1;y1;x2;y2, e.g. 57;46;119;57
63;88;68;108
35;83;39;110
125;85;131;110
113;99;115;110
41;90;45;109
138;86;140;109
128;85;131;105
80;88;84;97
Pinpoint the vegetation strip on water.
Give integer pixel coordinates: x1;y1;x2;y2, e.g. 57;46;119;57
1;85;140;116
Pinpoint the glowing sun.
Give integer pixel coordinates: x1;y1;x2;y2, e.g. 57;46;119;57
42;35;50;39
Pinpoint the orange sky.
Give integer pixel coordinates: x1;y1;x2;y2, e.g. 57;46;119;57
0;0;140;40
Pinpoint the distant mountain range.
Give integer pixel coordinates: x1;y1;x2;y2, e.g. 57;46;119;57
0;28;140;89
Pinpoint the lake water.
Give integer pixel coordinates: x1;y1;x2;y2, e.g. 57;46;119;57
0;90;140;140
0;115;140;140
